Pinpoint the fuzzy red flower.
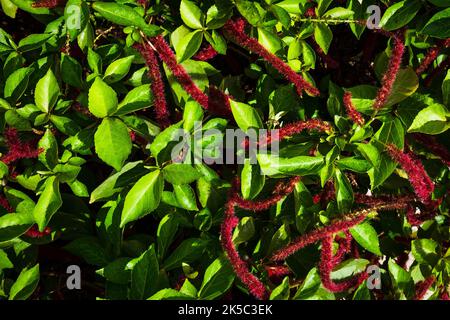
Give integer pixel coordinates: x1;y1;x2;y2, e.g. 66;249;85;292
32;0;65;8
412;133;450;167
194;45;218;61
414;276;435;300
151;35;210;110
343;91;365;126
385;144;434;203
1;128;41;165
416;38;450;76
134;42;170;128
223;18;320;97
372;31;405;110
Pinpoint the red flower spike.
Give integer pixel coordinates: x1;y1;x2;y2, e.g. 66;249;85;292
25;225;52;238
441;289;450;301
416;38;450;76
151;35;210;110
414;276;435;300
32;0;65;8
412;133;450;167
0;195;13;213
271;201;410;262
265;265;292;279
134;43;171;128
207;86;232;117
385;143;434;204
319;236;368;293
424;57;450;87
220;198;269;300
1;128;41;165
331;231;353;266
343;91;365;126
372;31;405;110
194;45;218;61
223;18;320;97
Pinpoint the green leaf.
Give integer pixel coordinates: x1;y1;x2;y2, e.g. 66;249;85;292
120;170;164;227
421;7;450;38
258;28;282;54
64;0;89;40
235;0;261;26
103;55;135;84
94;118;132;171
270;276;290;300
443;70;450;106
177;30;203;63
163;164;202;185
61;54;83;88
180;0;204;29
90;161;148;203
97;258;131;284
230;99;263;131
38;129;58;169
157;214;179;260
350;222;382;256
17;33;51;52
408;103;449;135
0;249;13;271
331;259;370;281
0;212;34;242
88;77;118;117
198;256;235;300
257;154;324;176
129;244;159;299
92;2;160;37
379;0;421;31
232;216;255;245
271;5;291;28
317;0;333;16
162;238;207;270
4;67;33;102
9;264;39;300
1;0;18;18
388;259;414;297
33;176;62;232
116;84;153;115
173;184;198;211
323;7;354;19
65;236;110;266
411;239;439;266
384;67;419;108
314;23;332;54
241;159;265;200
183;100;204;132
334;168;353;213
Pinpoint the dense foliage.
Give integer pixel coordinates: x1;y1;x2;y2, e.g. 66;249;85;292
0;0;449;300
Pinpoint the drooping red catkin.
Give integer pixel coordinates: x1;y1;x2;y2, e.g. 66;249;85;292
223;18;320;97
194;45;218;61
232;176;300;211
258;119;332;147
221;199;269;300
385;144;434;203
32;0;64;8
134;43;170;128
416;38;450;76
0;195;13;212
405;205;436;226
150;35;210;109
207;86;232;117
343;91;365;126
271;201;410;262
319;236;368;293
372;31;405;110
331;231;353;266
265;265;292;279
1;128;41;165
412;133;450;167
414;276;435;300
424;57;450;87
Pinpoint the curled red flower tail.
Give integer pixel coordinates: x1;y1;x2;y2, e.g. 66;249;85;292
1;128;41;165
385;144;434;204
265;265;292;280
416;38;450;76
372;31;405;110
220;198;269;300
194;45;218;61
151;35;209;110
319;236;368;293
232;176;300;211
32;0;64;8
223;18;320;97
331;231;353;266
343;91;365;126
134;43;170;128
414;276;435;300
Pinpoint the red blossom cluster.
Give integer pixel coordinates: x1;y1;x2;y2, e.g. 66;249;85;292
372;31;405;110
342;91;365;126
1;128;41;165
385;144;434;203
223;18;320;97
32;0;65;8
415;38;450;76
133;42;171;128
194;45;218;61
